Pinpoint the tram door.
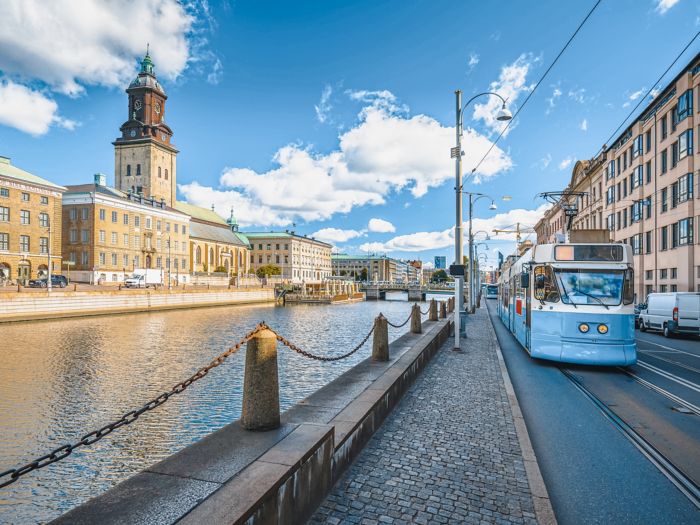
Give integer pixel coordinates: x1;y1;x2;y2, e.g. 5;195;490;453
509;277;516;333
525;271;532;349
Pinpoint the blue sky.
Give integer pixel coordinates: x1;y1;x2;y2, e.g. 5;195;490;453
1;0;699;268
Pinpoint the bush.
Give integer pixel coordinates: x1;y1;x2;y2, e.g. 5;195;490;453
214;266;227;273
256;264;281;278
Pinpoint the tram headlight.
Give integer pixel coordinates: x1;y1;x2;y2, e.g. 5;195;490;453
578;323;590;333
597;324;608;334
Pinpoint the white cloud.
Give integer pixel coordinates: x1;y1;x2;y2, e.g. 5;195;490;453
629;88;645;101
368;218;396;233
649;87;661;99
656;0;681;14
545;86;562;114
315;84;333;123
472;53;537;136
580;119;588;131
558;156;574;170
311;227;365;243
467;52;480;71
535;153;552;170
0;80;76;136
568;88;587;104
358;205;550;253
180;91;513;227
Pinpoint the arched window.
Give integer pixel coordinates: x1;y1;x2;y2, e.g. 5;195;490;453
164;169;168;180
209;248;214;264
136;164;141;176
195;246;201;264
126;165;131;177
158;167;162;178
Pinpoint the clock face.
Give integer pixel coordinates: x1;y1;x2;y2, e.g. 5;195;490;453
129;129;136;137
134;100;142;110
154;102;161;114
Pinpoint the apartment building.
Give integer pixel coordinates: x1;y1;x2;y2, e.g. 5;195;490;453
535;51;700;300
62;174;190;283
332;254;400;283
246;232;332;282
0;156;65;284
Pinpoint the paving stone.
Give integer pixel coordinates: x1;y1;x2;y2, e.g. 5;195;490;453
312;308;539;524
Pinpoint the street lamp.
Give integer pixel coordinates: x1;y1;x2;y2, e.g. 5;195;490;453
46;216;52;292
453;90;511;348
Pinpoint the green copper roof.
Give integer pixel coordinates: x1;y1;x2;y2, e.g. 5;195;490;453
140;49;154;75
0;156;65;191
174;201;228;225
233;231;250;246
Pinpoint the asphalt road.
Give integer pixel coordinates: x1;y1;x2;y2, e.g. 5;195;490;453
485;299;700;525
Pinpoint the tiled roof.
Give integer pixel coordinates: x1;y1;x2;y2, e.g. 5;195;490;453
190;221;249;247
244;231;332;247
0;157;65;190
174;201;228;225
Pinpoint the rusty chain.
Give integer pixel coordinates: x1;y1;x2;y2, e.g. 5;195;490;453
0;323;266;490
272;323;376;362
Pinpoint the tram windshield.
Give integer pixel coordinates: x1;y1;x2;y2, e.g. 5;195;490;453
553;269;627;306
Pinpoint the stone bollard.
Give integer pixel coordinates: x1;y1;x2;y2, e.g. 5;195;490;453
410;303;422;334
429;299;438;321
372;314;389;361
440;301;447;319
241;328;280;431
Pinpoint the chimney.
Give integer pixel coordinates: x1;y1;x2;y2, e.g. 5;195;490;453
94;173;106;186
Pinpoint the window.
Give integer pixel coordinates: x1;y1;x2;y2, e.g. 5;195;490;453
69;229;78;242
39;212;49;228
623;150;628;171
41;196;49;205
645;269;653;280
157;220;161;231
0;233;8;251
111;211;117;223
20;210;30;225
258;255;263;263
99;209;106;221
678;129;693;159
156;239;161;250
661;188;668;212
645;130;652;152
0;206;8;222
0;188;8;198
631;234;642;255
135;216;140;227
661;226;668;250
123;214;129;225
136;164;141;176
631;202;642;222
671;141;679;167
164;169;168;180
81;229;89;243
40;237;49;254
671;285;677;292
21;192;29;202
81;208;89;220
158;166;162;178
660;285;667;292
19;235;29;252
174;224;179;233
266;244;271;250
166;222;170;232
661;269;668;279
111;232;117;245
623;178;628;197
145;217;151;229
632;135;643;158
676;89;693;122
616;211;621;230
616;182;621;201
671;268;677;279
99;252;105;265
82;251;89;265
632;166;643;189
623;208;627;228
126;165;131;177
69;208;77;220
182;226;186;235
673;173;693;206
112;253;117;265
645;198;652;219
645;161;651;184
156;257;162;269
99;230;105;243
678;218;693;246
661;115;668;139
124;233;129;246
606;187;615;205
617;157;621;175
661;149;667;174
606;161;615;180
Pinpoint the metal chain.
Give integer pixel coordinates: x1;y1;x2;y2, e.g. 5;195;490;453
273;324;375;362
386;311;412;328
0;323;266;490
420;307;430;315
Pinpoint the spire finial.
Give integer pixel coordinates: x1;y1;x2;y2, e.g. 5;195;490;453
146;42;150;56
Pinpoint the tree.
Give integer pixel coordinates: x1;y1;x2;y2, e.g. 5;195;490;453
431;269;448;283
256;264;281;278
358;268;368;282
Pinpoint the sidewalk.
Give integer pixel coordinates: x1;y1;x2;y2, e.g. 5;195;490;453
310;306;551;524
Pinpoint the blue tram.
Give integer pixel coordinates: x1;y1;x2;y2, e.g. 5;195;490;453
497;243;637;366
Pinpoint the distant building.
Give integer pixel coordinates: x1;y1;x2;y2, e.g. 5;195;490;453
0;156;65;284
246;232;332;282
332;254;400;283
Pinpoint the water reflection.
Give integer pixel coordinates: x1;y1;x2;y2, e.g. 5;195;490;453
0;294;431;523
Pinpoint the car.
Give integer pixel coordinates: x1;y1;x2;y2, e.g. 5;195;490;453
639;292;700;337
28;275;69;288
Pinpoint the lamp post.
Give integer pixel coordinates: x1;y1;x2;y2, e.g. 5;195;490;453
46;216;52;292
453;90;511;346
167;235;172;290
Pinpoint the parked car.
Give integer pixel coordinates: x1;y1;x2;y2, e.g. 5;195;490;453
28;275;69;288
634;303;646;328
639;292;700;337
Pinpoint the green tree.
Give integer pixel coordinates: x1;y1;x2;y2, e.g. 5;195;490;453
431;269;448;283
256;264;282;278
358;268;368;281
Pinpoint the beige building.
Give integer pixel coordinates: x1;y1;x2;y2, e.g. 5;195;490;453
332;254;399;283
247;232;332;282
535;50;700;300
62;174;190;283
0;156;65;284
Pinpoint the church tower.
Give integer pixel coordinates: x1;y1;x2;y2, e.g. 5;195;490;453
113;48;178;206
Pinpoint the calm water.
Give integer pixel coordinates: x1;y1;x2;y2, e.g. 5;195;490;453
0;293;431;524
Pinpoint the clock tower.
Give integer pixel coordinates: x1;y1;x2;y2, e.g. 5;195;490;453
113;49;178;206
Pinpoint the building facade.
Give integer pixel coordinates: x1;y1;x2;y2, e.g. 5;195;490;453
0;156;65;284
332;254;399;283
62;174;190;283
247;232;332;282
535;51;700;299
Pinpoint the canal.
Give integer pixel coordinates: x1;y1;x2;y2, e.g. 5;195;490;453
0;294;435;523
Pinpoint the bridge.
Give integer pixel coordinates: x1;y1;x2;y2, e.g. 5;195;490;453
359;283;455;301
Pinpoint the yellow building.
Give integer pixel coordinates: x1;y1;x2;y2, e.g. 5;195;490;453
247;232;332;283
62;174;190;284
0;156;65;284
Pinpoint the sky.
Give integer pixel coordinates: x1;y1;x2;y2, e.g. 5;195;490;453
1;0;699;270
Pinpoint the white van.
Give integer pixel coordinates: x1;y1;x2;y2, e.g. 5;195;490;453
124;269;163;289
639;292;700;337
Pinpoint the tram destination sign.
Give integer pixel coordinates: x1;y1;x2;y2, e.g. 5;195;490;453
449;264;465;277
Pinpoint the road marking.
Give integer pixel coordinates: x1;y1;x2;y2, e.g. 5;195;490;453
619;368;700;416
638;351;700;374
637;360;700;394
636;338;700;359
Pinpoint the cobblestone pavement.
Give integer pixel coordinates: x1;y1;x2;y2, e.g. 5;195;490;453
310;307;538;524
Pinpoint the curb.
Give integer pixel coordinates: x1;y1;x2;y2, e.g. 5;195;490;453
483;305;557;525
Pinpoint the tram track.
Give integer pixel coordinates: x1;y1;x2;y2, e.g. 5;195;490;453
636;360;700;394
616;367;700;416
560;367;700;510
637;350;700;374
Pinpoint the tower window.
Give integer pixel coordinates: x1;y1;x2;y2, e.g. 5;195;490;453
136;164;141;176
164;169;168;180
126;165;131;177
158;167;162;178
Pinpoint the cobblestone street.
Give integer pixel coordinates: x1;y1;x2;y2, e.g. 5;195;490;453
311;307;538;524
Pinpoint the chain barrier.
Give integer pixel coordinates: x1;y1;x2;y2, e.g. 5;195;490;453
420;306;430;316
385;311;412;328
273;323;375;362
0;323;266;490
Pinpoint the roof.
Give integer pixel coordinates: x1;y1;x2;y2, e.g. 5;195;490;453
332;254;395;261
174;201;228;225
0;157;66;191
245;231;332;247
190;221;249;247
64;184;188;216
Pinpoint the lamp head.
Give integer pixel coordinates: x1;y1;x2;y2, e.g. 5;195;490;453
496;103;512;122
489;200;497;211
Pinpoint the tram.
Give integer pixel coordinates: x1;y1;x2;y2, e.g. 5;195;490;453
485;284;498;299
496;243;637;366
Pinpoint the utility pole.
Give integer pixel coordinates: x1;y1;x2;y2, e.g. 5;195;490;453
468;193;474;312
167;235;172;289
47;217;52;292
453;90;463;348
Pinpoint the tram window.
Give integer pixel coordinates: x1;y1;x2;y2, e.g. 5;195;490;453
534;266;559;302
623;268;634;305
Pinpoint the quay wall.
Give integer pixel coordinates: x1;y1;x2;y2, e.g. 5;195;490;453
0;288;275;323
53;317;452;525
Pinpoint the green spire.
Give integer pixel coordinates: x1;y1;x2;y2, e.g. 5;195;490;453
227;207;239;231
140;44;154;75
